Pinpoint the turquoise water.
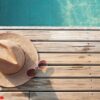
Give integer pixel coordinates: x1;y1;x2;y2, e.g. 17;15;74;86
0;0;100;26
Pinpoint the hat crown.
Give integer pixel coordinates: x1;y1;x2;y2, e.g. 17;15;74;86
0;40;25;75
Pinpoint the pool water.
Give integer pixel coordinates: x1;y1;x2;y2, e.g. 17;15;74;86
0;0;100;26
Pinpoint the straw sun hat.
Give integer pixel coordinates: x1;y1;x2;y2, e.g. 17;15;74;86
0;33;38;87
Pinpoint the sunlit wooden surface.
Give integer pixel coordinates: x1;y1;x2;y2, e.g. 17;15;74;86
0;28;100;100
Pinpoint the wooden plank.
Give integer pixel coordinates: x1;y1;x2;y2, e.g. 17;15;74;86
34;42;100;52
36;66;100;77
91;66;100;76
0;26;99;30
2;79;100;91
0;30;100;41
0;92;29;100
30;92;100;100
92;79;100;90
40;53;100;64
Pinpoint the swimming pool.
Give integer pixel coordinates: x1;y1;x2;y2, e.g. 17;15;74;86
0;0;100;26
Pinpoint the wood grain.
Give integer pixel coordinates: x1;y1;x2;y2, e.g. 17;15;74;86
0;30;100;41
0;92;29;100
40;53;100;64
34;42;100;52
0;29;100;100
36;66;100;77
2;79;100;91
30;92;100;100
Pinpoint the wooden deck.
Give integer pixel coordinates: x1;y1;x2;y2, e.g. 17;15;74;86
0;28;100;100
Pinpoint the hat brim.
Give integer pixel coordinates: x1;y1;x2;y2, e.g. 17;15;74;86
0;33;38;87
